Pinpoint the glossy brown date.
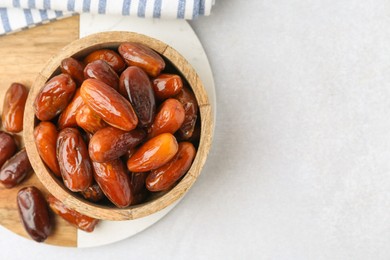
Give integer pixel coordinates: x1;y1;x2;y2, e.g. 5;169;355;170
17;186;52;242
34;121;61;177
76;104;107;134
131;172;147;194
0;131;17;168
119;66;156;128
0;149;32;188
152;74;183;100
47;195;99;232
130;172;149;205
2;83;28;133
89;127;145;162
146;142;196;192
57;88;85;129
81;183;105;202
34;73;76;121
148;98;185;139
83;49;126;73
80;79;138;131
57;128;93;192
175;87;199;140
118;42;165;77
93;159;133;208
84;60;119;90
60;57;85;85
127;133;178;172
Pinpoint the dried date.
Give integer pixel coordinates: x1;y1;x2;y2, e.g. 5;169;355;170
0;131;17;168
84;60;119;90
148;98;185;139
119;66;156;128
0;149;32;188
2;83;28;133
146;142;195;192
17;186;52;242
48;195;99;232
56;128;93;192
127;133;178;172
118;42;165;77
89;127;145;162
80;79;138;131
152;74;183;100
93;159;133;208
34;73;76;121
34;121;61;177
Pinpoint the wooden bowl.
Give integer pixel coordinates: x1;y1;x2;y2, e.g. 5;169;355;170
23;32;213;221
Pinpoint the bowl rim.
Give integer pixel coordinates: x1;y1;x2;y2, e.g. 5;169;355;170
23;31;214;221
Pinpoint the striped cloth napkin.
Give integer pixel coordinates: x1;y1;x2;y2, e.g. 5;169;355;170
0;0;215;36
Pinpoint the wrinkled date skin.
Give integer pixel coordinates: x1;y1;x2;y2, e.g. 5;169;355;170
0;149;32;188
81;183;105;202
83;49;126;74
127;133;178;172
34;121;61;177
2;83;28;133
184;123;201;144
17;186;52;242
34;73;76;121
146;142;196;192
175;87;199;140
131;172;147;194
89;127;145;162
152;74;183;100
148;98;185;139
57;128;93;192
0;131;17;168
130;172;149;205
84;60;119;90
118;42;165;77
47;195;99;232
119;66;156;128
60;57;85;85
80;79;138;131
76;105;107;134
57;88;85;129
93;159;133;208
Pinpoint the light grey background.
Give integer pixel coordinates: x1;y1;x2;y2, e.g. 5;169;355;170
2;0;390;259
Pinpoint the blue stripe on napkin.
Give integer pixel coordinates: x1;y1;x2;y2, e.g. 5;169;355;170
98;0;106;14
39;9;48;20
24;9;34;25
122;0;131;15
12;0;20;8
43;0;50;9
0;0;214;36
138;0;146;18
199;0;205;15
55;10;63;17
193;0;200;18
28;0;36;9
177;0;185;19
0;8;11;32
83;0;91;12
67;0;75;11
153;0;161;18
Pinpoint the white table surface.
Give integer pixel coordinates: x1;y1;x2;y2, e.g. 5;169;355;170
2;1;390;259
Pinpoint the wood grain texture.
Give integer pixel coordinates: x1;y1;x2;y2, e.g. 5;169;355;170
24;32;214;221
0;16;79;247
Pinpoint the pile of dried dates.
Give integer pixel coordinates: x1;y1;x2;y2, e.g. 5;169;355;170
0;42;200;243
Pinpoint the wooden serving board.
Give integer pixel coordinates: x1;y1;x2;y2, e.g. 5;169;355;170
0;16;80;247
